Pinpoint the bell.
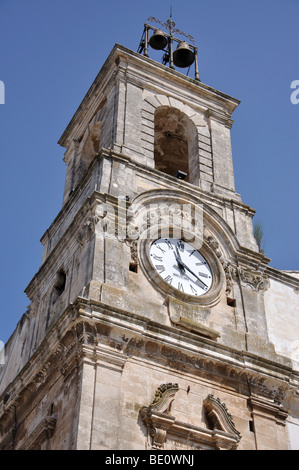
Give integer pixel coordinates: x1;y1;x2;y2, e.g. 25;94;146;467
173;41;195;68
149;29;168;50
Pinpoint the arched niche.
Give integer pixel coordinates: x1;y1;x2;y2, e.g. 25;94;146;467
154;107;199;185
80;121;101;168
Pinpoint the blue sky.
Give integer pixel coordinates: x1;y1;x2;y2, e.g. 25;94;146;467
0;0;298;343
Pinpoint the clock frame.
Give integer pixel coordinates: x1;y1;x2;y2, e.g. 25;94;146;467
138;230;224;307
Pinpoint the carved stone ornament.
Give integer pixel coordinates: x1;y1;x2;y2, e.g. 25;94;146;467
203;394;242;445
125;239;138;266
234;266;270;292
77;215;103;245
149;383;179;414
20;416;57;450
140;385;242;450
204;233;233;295
126;194;205;247
140;383;179;449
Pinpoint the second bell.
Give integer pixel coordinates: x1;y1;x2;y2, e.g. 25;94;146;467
173;41;195;68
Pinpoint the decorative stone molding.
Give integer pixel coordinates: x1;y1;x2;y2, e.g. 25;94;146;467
125;239;139;267
222;261;234;295
0;429;15;450
205;108;235;129
77;215;103;245
203;394;242;444
148;383;179;413
20;416;57;450
248;396;288;426
140;383;179;449
140;385;242;450
25;295;40;319
204;233;234;295
0;415;57;450
167;295;220;340
234;266;270;292
95;345;127;373
126;195;204;245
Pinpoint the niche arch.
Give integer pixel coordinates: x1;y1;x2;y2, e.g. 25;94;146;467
79;121;102;169
154;106;199;185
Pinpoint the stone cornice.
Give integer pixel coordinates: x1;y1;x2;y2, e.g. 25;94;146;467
1;296;297;430
206;108;235;129
76;297;297;385
248;396;289;426
265;266;299;290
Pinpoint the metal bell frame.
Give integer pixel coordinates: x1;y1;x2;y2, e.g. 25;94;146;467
138;17;200;82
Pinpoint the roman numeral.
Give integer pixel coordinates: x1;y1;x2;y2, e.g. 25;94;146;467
196;261;206;266
155;244;166;254
155;265;165;273
177;240;184;251
165;239;173;250
190;284;197;295
165;275;173;284
197;272;210;278
152;254;163;262
178;282;184;292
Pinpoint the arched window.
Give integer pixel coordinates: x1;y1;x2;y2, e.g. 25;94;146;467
154;107;199;185
52;269;66;302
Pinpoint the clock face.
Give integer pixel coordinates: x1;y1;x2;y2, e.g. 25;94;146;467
149;238;213;297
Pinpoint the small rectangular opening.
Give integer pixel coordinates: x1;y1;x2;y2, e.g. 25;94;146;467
129;262;138;273
249;420;255;432
227;297;236;307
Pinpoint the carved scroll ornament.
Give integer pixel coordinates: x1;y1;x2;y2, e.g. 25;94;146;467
203;394;241;444
140;385;242;450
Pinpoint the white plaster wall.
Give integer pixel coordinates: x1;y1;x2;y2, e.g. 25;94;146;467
287;419;299;450
264;277;299;369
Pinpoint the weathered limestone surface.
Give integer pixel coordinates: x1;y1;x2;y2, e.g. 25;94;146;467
0;45;298;451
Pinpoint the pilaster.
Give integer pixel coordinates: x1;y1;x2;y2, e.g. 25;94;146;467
206;109;236;197
248;396;289;450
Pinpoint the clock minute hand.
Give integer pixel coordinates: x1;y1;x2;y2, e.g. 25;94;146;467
179;262;208;289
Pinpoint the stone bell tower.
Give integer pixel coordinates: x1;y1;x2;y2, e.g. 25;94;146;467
0;17;298;450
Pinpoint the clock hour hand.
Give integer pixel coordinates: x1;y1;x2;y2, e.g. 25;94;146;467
174;245;185;273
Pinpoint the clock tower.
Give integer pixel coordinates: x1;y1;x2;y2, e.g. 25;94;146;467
1;19;298;451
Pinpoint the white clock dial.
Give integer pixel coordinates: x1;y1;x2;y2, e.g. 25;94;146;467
149;238;213;297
